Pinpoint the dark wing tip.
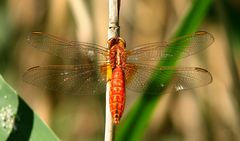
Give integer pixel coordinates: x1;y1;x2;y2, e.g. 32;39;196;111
194;67;213;84
194;67;208;72
26;31;43;39
26;66;41;71
22;66;41;80
31;31;43;34
195;31;215;45
24;32;43;47
195;31;208;35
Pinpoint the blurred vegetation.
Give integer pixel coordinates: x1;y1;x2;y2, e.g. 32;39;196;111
0;0;240;141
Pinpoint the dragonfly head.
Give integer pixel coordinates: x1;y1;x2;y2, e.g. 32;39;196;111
108;37;126;49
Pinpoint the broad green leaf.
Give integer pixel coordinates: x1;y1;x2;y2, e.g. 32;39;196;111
0;75;60;141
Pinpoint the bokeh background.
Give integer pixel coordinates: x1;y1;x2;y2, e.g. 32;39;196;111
0;0;240;141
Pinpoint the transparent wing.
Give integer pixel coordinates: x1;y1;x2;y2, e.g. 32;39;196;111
26;32;109;63
125;63;212;93
23;64;108;95
126;31;214;63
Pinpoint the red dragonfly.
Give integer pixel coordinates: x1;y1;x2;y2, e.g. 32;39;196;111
23;31;214;124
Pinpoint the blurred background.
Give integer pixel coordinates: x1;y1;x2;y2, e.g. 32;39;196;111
0;0;240;141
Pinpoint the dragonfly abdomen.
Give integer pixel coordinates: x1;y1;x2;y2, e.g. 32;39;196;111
110;67;125;124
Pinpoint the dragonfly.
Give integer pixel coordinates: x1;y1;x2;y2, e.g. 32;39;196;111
23;31;214;124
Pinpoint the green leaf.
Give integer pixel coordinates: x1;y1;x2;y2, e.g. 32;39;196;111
0;75;60;141
116;0;213;141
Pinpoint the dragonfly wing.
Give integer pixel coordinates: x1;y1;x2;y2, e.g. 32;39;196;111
26;32;109;63
126;31;214;63
172;67;212;92
23;64;108;95
125;63;212;93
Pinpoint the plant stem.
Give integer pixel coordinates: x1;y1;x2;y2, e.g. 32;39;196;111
108;0;120;39
104;0;121;141
104;80;114;141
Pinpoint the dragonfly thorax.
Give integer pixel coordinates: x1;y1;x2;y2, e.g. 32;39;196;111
108;37;126;70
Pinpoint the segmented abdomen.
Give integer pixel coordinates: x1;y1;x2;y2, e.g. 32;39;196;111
110;66;125;124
